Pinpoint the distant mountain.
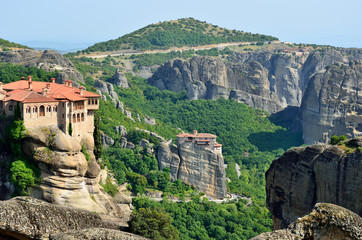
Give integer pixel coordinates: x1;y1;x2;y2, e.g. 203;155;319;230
0;38;31;50
21;40;95;54
82;17;278;53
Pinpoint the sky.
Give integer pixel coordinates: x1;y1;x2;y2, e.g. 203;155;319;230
1;0;362;51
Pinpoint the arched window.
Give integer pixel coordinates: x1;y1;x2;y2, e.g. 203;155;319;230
53;106;57;112
39;105;45;116
92;99;94;105
88;99;91;105
33;106;38;113
95;99;98;105
73;114;76;123
77;113;80;122
47;105;51;112
26;106;31;113
81;113;84;121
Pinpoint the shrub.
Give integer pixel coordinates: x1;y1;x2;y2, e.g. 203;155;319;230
10;160;36;195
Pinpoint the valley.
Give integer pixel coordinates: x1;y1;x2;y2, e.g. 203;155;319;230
0;17;361;240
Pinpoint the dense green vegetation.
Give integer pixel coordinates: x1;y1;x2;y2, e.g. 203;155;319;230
0;38;30;50
129;207;179;240
80;18;277;53
0;62;57;83
131;197;272;240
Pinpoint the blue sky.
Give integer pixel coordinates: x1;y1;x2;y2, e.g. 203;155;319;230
1;0;362;49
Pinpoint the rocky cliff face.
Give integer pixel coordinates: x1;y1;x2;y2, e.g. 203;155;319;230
149;49;362;144
0;196;145;240
157;140;227;199
252;203;362;240
0;49;83;83
265;138;362;230
301;60;362;144
20;126;129;220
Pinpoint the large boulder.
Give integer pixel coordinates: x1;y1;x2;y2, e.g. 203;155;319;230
252;203;362;240
0;197;119;239
265;138;362;229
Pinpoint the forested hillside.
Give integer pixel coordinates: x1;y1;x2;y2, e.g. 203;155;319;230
81;18;278;53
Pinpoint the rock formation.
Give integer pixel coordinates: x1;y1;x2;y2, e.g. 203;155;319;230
21;126;127;220
110;68;129;88
301;60;362;144
265;138;362;230
149;49;362;144
0;49;83;83
0;196;145;240
251;203;362;240
157;139;227;199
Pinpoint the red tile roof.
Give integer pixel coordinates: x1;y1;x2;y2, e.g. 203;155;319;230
2;79;100;103
177;131;217;139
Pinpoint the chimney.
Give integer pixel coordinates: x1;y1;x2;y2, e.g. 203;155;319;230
68;80;73;88
64;80;68;87
42;87;47;96
193;130;197;135
28;76;32;89
51;78;55;83
21;77;25;80
79;86;84;95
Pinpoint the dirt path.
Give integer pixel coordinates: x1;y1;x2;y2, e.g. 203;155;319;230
78;41;256;59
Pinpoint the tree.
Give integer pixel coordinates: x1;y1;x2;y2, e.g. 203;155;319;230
10;160;36;195
93;111;103;159
128;207;179;240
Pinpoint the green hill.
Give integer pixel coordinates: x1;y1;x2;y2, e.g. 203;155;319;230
0;38;31;50
82;18;278;53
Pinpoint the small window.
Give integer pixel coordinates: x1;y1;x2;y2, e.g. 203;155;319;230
88;100;91;105
81;113;84;121
26;106;31;113
47;106;51;112
9;105;13;111
77;113;80;122
95;99;98;105
62;114;65;118
62;103;65;107
92;100;94;105
53;106;57;112
33;106;38;113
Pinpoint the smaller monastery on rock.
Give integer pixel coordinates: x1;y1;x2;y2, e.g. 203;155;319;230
0;76;100;136
177;130;222;154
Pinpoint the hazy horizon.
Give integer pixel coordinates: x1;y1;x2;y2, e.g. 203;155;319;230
2;0;362;51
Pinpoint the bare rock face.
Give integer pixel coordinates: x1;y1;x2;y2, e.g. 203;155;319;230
149;56;284;113
50;228;147;240
157;140;227;199
0;49;83;83
0;196;119;239
110;68;129;88
252;203;362;240
302;60;362;144
22;126;124;219
265;138;362;230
